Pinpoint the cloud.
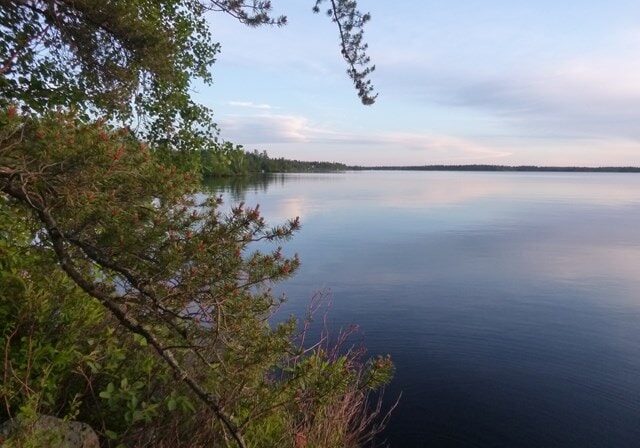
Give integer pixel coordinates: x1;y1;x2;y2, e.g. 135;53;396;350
219;112;511;163
382;133;511;161
382;29;640;141
433;66;640;139
214;24;640;166
228;101;274;110
218;107;640;166
219;114;315;143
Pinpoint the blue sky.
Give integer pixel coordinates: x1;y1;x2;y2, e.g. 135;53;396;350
198;1;640;166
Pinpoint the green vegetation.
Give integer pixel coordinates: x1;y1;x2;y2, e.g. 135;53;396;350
200;146;348;177
0;1;392;447
0;111;392;447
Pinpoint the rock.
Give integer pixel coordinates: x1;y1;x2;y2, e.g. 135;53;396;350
0;415;99;447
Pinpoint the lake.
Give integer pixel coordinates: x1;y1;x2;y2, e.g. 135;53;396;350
207;171;640;448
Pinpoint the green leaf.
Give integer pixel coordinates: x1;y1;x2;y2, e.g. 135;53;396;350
98;390;111;400
105;430;118;440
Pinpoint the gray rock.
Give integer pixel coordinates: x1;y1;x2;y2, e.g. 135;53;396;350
0;415;99;447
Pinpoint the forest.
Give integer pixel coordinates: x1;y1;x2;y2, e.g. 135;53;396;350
199;146;348;177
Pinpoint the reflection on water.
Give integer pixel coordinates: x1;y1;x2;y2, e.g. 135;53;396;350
207;171;640;448
203;174;283;202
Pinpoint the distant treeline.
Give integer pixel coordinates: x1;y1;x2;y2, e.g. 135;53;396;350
351;165;640;173
198;145;348;176
182;145;640;176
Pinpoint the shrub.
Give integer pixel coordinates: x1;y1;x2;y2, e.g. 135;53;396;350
0;109;393;447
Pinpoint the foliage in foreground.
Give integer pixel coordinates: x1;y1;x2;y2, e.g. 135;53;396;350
1;0;391;445
0;109;393;447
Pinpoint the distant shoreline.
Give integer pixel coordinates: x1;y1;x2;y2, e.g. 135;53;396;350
348;165;640;173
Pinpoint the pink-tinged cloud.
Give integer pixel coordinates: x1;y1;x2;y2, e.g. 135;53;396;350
219;113;512;164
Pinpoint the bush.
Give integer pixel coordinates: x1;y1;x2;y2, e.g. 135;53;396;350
0;109;393;447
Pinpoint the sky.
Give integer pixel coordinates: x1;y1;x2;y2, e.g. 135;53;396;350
197;0;640;166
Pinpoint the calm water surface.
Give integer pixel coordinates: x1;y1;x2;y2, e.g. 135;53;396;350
208;171;640;448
